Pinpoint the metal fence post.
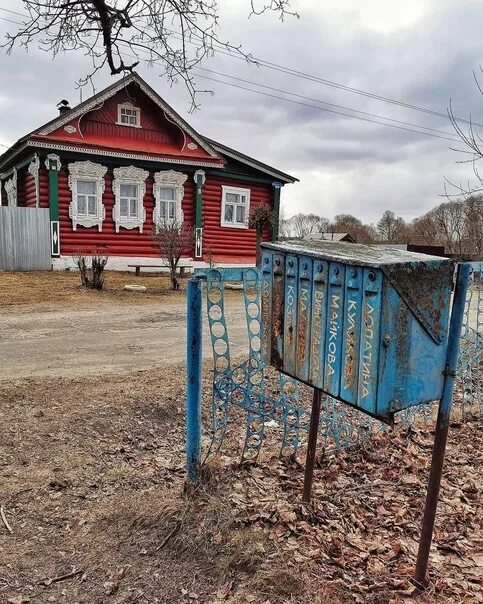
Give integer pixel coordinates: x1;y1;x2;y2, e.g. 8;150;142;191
303;388;323;502
186;277;203;484
414;262;472;585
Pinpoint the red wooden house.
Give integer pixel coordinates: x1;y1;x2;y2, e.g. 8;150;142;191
0;72;297;270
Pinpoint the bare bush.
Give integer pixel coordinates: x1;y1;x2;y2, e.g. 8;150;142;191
154;221;194;290
249;202;273;266
75;252;109;290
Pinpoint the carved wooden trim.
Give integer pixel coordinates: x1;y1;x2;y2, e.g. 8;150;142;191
112;165;149;233
153;170;187;230
28;154;40;207
4;168;17;206
45;153;61;171
67;160;107;231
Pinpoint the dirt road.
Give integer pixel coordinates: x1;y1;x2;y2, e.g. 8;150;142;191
0;300;249;380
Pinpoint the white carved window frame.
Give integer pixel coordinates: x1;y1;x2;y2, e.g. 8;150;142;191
153;170;187;231
68;160;107;231
28;155;40;207
221;185;250;229
116;103;141;128
112;165;149;233
4;167;17;207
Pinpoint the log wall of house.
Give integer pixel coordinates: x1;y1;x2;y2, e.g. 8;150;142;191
39;169;49;209
29;163;271;260
24;171;37;207
202;175;272;257
56;167;195;257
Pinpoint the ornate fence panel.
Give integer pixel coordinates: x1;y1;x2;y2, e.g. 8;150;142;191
202;264;482;463
458;261;483;419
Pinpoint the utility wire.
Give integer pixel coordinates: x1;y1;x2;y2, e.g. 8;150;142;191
0;5;480;128
0;10;469;141
195;67;460;139
193;72;459;142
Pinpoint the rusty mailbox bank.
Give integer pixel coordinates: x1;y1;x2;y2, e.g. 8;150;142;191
259;240;473;584
261;241;455;421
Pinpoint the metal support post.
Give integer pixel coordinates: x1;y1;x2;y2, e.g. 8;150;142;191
414;263;472;585
186;277;203;484
303;388;323;502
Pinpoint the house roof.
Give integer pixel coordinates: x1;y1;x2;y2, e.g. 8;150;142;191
205;138;298;184
304;232;356;242
0;72;298;184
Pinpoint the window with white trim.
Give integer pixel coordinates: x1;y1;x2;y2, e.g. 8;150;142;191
119;184;140;219
112;166;148;232
117;103;141;127
153;170;187;229
221;186;250;228
68;161;107;231
158;187;177;223
77;180;97;217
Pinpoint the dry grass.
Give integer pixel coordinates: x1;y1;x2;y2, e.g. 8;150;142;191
0;270;183;310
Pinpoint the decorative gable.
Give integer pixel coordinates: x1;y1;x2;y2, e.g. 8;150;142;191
33;74;224;167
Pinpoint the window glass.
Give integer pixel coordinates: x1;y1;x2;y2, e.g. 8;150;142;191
87;196;96;215
78;180;96;195
159;187;175;201
236;206;245;223
224;204;234;222
120;198;129;217
120;184;137;198
77;197;87;215
129;198;138;217
225;192;239;204
119;106;139;126
222;188;249;227
77;180;97;216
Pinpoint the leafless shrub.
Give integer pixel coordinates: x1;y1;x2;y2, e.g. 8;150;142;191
249;202;273;266
153;221;194;290
74;252;108;290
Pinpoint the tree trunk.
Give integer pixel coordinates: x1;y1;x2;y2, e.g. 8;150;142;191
256;229;262;267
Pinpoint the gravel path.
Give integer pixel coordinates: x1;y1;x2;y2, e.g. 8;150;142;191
0;299;249;380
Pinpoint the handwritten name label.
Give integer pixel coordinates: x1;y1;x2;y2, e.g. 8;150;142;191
261;278;271;359
311;288;324;381
343;299;357;389
360;303;375;398
326;294;340;376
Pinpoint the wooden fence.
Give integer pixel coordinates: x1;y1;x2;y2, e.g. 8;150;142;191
0;207;51;271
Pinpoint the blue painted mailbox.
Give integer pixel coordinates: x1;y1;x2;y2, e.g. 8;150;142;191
261;241;456;421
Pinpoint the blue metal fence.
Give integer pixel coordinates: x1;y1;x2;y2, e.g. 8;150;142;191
198;263;482;464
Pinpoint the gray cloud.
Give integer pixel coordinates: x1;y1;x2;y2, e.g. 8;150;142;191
1;0;483;223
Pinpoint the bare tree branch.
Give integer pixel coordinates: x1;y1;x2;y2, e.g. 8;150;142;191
2;0;295;108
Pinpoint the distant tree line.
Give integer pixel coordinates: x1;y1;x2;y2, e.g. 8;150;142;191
279;194;483;259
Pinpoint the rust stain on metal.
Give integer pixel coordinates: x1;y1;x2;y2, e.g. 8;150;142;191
271;263;284;369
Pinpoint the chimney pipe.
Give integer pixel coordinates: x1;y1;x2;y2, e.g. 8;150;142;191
57;99;71;114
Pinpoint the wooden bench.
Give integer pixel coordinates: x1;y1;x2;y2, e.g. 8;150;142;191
128;264;187;277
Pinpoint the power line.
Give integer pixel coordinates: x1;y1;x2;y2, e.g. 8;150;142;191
0;6;473;140
0;7;26;17
1;4;480;129
195;67;460;139
193;72;459;142
160;28;483;129
0;15;23;25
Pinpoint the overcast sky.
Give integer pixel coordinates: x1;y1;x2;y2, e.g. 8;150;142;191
1;0;483;223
